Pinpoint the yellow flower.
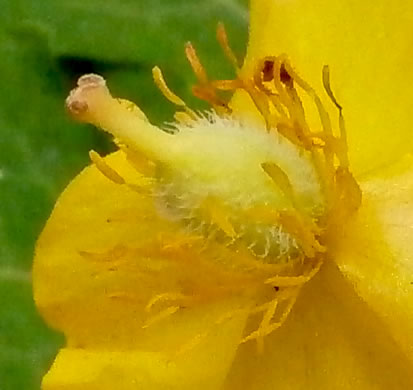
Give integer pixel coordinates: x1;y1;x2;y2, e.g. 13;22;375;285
33;0;413;389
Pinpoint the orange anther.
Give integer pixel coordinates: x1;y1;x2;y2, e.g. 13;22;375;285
216;22;240;70
185;42;209;85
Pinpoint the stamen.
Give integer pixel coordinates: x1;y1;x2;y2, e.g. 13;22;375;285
174;305;252;356
191;85;230;113
78;244;128;264
89;150;125;185
241;298;278;348
174;111;196;125
185;42;209;84
211;79;243;91
276;66;313;146
159;233;204;252
241;294;298;345
263;59;337;210
185;42;230;113
152;66;198;120
322;66;342;110
277;212;325;258
117;143;156;177
253;57;279;97
145;292;189;312
249;60;289;125
242;205;324;258
200;197;237;239
271;59;300;122
264;257;323;286
282;61;336;172
262;60;275;82
322;65;349;168
261;162;296;206
142;305;181;329
241;79;274;130
256;298;278;352
216;22;240;70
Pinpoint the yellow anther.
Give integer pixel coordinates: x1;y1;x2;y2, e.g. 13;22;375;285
145;292;188;312
243;205;280;225
152;66;186;107
89;149;153;195
184;41;231;114
261;162;295;205
174;111;196;125
201;197;237;239
275;122;305;148
89;150;126;185
106;292;138;302
152;66;199;120
311;136;326;148
78;244;128;263
281;61;337;180
278;211;325;258
256;298;278;353
211;79;242;91
175;305;252;356
242;204;324;258
118;144;156;177
142;305;181;329
242;81;273;130
241;294;298;346
264;258;323;288
253;57;279;97
271;58;295;109
160;233;203;252
191;85;230;114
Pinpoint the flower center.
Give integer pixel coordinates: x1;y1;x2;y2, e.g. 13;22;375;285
66;37;360;265
65;23;362;347
154;112;325;260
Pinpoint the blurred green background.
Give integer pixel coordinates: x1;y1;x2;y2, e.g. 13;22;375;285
0;1;248;389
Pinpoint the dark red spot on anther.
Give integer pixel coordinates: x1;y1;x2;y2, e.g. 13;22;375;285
262;60;275;82
280;64;292;85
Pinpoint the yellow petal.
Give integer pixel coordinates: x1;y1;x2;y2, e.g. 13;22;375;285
42;302;246;390
224;262;413;389
233;0;413;175
33;151;248;389
333;155;413;363
33;151;167;345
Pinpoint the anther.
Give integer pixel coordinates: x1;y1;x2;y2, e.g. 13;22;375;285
185;42;209;85
279;63;293;85
89;150;126;185
216;22;240;70
261;162;295;205
152;66;198;120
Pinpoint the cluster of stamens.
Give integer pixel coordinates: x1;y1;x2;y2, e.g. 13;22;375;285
66;23;361;351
